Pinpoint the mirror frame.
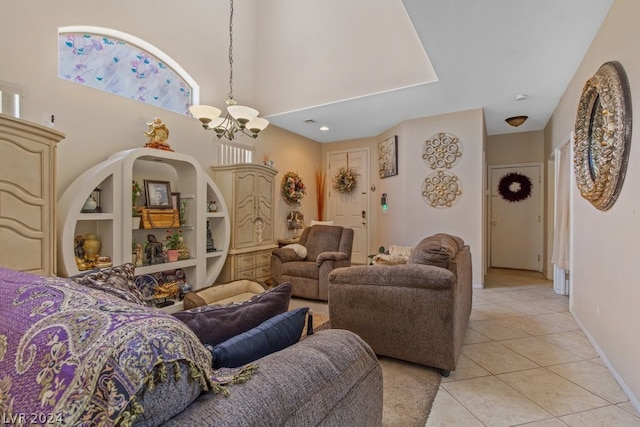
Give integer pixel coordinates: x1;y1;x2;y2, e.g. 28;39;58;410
574;61;632;211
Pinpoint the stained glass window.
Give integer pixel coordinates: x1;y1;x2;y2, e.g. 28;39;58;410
58;26;198;115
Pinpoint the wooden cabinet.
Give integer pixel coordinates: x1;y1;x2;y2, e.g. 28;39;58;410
57;148;231;301
0;114;65;275
209;164;277;283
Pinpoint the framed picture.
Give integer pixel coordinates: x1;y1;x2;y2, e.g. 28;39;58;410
171;192;180;210
378;135;398;178
144;180;172;209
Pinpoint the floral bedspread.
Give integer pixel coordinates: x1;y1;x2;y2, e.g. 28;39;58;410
0;268;217;426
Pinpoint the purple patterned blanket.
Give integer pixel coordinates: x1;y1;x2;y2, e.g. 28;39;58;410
0;268;219;426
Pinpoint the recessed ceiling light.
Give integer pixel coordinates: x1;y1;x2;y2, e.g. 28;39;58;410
303;119;317;124
514;94;528;101
320;126;330;132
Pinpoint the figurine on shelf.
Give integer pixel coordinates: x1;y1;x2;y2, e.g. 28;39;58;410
177;234;190;260
145;234;165;264
135;243;144;267
74;236;89;270
208;200;217;212
206;220;216;252
143;117;173;151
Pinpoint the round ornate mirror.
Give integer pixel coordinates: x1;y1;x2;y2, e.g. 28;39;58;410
574;61;632;211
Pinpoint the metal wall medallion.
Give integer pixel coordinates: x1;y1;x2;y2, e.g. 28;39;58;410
423;132;462;169
422;171;462;208
574;61;632;211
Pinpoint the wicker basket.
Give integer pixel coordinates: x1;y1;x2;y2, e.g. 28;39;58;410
140;208;179;229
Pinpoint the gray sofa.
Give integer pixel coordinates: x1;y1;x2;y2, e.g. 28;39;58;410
328;233;472;376
0;266;383;427
164;329;383;426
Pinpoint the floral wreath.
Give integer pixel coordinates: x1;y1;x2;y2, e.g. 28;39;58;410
333;167;357;193
281;171;306;206
498;172;532;202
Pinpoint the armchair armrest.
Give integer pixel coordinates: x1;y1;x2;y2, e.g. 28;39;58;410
272;247;303;263
329;264;455;290
316;251;349;266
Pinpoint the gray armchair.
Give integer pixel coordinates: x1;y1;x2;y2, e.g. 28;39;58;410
272;225;354;301
328;233;472;376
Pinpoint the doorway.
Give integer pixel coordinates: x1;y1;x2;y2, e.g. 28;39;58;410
489;163;543;271
326;149;370;265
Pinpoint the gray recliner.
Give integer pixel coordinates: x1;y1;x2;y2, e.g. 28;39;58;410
271;225;354;301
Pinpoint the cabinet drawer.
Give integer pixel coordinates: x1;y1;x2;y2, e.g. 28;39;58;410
256;250;272;265
235;267;255;280
256;264;271;278
235;253;255;269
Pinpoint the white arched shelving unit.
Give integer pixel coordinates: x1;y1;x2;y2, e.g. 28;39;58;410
57;148;230;301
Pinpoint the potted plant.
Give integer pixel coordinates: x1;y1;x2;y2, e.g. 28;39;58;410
132;180;143;229
164;230;182;262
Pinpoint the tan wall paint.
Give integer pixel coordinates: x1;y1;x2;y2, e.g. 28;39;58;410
486;130;544;165
546;0;640;406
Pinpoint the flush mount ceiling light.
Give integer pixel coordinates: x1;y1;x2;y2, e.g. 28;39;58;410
188;0;268;140
505;115;528;127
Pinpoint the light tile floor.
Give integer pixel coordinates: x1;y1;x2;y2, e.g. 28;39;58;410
426;268;640;426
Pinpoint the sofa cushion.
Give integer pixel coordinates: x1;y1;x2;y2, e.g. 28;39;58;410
173;282;292;346
70;262;148;306
209;307;308;369
282;261;320;279
408;233;464;268
305;225;344;260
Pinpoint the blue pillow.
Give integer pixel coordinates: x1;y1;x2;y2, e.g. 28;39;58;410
210;307;309;369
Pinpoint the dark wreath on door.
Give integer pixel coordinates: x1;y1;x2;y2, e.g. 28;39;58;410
497;172;532;203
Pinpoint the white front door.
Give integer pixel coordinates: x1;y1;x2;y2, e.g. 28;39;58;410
489;164;543;271
327;149;369;265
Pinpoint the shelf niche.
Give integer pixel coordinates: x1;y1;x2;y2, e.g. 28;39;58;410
57;148;230;291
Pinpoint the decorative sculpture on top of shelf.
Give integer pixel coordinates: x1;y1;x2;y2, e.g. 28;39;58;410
144;117;173;151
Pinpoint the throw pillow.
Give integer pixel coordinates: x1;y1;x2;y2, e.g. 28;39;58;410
408;233;464;268
173;282;292;346
283;243;307;259
209;307;308;369
389;245;413;257
70;263;148;306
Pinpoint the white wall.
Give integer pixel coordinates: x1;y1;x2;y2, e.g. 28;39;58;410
377;109;485;286
546;0;640;407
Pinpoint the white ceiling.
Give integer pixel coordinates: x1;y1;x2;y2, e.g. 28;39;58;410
255;0;613;143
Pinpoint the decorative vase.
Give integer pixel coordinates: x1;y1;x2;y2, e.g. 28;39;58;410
132;216;141;229
82;196;97;212
83;233;101;261
167;249;179;262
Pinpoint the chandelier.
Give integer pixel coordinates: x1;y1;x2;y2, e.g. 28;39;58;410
188;0;269;140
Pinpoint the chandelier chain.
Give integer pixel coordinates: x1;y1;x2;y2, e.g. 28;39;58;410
228;0;234;101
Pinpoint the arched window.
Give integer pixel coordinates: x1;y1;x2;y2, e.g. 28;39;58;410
58;26;199;115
